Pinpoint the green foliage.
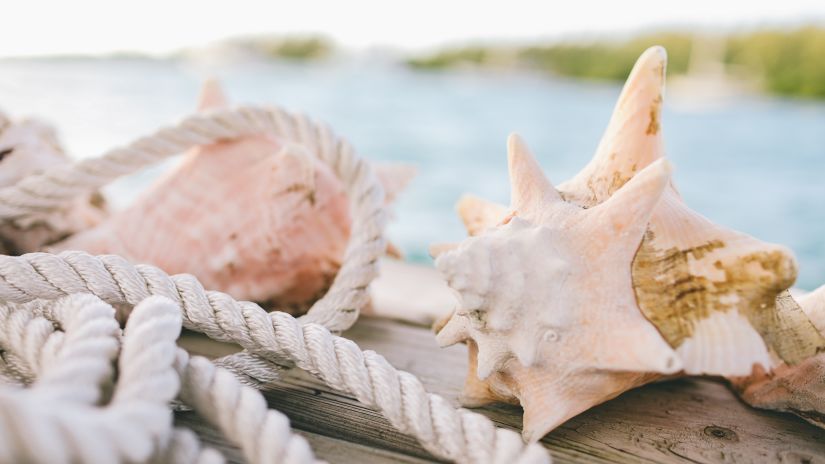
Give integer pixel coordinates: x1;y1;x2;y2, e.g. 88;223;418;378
727;27;825;98
406;47;493;69
241;36;333;60
404;27;825;99
520;34;693;81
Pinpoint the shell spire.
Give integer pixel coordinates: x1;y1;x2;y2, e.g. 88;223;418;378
507;133;562;221
561;45;667;206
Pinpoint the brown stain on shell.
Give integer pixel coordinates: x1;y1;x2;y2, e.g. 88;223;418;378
283;183;317;206
563;161;639;208
646;95;663;136
560;149;824;367
631;231;824;363
631;236;726;347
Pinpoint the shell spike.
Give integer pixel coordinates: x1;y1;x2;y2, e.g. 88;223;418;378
511;333;539;367
476;346;510;380
601;44;667;154
459;341;502;407
435;315;468;347
518;377;585;443
615;46;668;116
198;78;229;111
456;194;508;236
560;46;667;202
507;133;561;219
582;158;671;252
373;163;417;204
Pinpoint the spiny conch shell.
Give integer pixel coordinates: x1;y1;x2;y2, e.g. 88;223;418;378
53;80;414;312
558;46;823;376
450;46;823;378
433;134;683;442
0;111;106;254
729;285;825;428
434;46;824;441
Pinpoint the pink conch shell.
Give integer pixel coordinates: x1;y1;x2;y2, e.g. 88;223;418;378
452;46;820;377
434;134;682;441
557;47;819;376
53;81;414;311
0;112;106;253
434;46;820;441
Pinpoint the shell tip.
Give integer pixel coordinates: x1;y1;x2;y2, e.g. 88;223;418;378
645;45;667;62
198;78;229;111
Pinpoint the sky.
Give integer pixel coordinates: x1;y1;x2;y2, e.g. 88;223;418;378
3;0;825;57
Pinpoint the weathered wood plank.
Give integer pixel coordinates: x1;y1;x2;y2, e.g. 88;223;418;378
178;317;825;463
175;410;429;464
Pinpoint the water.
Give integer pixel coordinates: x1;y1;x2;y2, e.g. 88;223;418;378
1;56;824;289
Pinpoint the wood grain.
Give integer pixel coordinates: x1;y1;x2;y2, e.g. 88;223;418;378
178;317;825;463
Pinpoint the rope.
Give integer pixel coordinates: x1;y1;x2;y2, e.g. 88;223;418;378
0;106;552;463
0;251;549;463
0;106;386;332
0;293;316;464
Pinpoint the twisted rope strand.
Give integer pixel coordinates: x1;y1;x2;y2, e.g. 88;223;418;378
178;352;318;464
156;428;225;464
0;295;177;463
213;351;284;387
0;294;318;463
0;251;550;464
0;106;387;332
0;300;59;383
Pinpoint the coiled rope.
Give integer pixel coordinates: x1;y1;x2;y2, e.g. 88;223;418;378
0;106;551;463
0;294;315;463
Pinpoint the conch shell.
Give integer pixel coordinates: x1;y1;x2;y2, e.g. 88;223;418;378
554;46;822;376
0;112;106;253
435;46;820;440
729;285;825;428
435;135;682;442
53;81;414;311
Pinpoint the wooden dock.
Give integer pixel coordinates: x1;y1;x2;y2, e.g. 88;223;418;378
179;316;825;463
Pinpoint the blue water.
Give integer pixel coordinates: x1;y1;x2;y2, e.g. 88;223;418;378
1;57;824;289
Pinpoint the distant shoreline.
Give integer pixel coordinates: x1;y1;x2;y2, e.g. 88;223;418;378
4;27;824;100
404;27;825;100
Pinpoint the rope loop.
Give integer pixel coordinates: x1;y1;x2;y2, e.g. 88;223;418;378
0;106;387;331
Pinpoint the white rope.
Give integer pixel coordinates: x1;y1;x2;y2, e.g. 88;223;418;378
0;251;549;463
0;293;316;464
0;106;386;332
0;106;552;463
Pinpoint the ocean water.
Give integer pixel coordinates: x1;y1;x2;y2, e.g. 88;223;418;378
0;56;824;289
